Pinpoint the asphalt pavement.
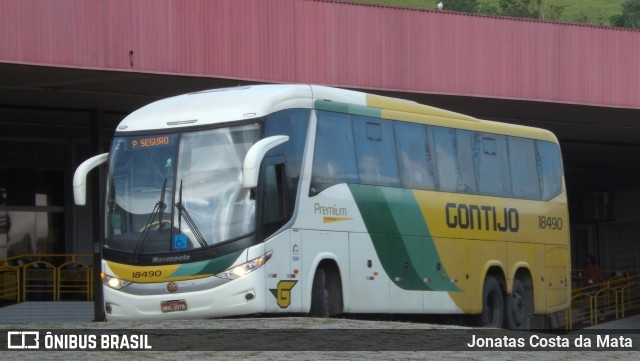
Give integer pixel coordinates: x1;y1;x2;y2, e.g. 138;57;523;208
0;304;638;360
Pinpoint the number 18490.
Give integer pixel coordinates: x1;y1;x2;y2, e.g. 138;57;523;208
538;216;563;230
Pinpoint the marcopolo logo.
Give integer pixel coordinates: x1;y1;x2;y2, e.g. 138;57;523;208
7;331;40;349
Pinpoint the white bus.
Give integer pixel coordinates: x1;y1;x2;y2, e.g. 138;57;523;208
74;84;569;328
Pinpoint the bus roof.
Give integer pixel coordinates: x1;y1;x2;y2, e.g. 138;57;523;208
115;84;558;143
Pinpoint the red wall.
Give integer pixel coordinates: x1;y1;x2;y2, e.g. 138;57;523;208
2;0;639;108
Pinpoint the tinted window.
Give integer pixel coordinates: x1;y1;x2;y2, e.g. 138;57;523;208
265;109;310;180
509;137;541;199
456;130;477;194
311;111;358;194
394;122;437;190
537;140;563;200
353;116;400;187
476;134;511;196
311;111;562;201
433;127;458;192
265;109;310;212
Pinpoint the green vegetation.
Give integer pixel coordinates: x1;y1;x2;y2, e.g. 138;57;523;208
347;0;628;27
610;0;640;28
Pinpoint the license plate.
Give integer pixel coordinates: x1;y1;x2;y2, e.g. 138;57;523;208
161;300;187;313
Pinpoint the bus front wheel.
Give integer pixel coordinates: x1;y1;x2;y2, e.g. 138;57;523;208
480;276;504;328
309;266;343;317
310;268;330;317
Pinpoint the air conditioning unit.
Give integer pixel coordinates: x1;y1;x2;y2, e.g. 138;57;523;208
582;192;610;221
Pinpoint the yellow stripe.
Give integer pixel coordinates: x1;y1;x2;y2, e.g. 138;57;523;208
106;261;203;283
366;93;476;121
365;93;556;141
323;216;353;223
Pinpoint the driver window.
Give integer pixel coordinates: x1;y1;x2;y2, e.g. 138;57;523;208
262;159;287;238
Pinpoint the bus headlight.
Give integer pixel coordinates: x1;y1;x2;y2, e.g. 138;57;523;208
216;252;272;280
102;273;132;290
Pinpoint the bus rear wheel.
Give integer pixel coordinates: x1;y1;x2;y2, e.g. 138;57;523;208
480;276;504;327
505;278;532;330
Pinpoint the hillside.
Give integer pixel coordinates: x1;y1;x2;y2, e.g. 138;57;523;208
347;0;625;27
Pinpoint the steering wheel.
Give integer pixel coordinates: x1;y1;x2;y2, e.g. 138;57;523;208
138;220;172;232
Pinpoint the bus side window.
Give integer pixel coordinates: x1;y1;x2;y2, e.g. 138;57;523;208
509;137;541;199
433;127;458;193
476;134;512;197
311;111;358;195
537;140;563;200
262;161;288;238
394;122;438;190
265;108;311;216
352;116;400;187
455;129;477;194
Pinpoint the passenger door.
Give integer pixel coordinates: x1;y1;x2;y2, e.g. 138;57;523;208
261;156;300;312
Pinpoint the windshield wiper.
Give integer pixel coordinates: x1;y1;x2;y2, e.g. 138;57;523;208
175;179;208;250
107;181;116;214
134;178;168;256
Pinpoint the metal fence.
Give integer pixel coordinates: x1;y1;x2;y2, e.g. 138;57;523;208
0;254;93;303
565;271;640;330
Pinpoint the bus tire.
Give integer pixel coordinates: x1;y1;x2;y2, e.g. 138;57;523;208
480;276;504;328
505;278;532;330
310;268;330;317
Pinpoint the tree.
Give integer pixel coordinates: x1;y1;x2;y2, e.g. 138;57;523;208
476;3;499;15
498;0;543;19
442;0;478;13
574;10;589;24
610;0;640;28
545;4;566;21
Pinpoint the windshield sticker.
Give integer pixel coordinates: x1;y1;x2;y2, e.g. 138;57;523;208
173;234;188;250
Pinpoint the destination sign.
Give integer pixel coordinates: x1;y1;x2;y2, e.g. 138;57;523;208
130;136;173;149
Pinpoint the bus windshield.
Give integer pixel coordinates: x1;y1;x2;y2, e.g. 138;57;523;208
105;124;261;255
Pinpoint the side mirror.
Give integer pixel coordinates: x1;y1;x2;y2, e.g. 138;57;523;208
242;135;289;189
73;153;108;205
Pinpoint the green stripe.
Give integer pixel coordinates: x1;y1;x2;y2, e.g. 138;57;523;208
348;184;460;292
314;100;381;118
169;249;244;277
